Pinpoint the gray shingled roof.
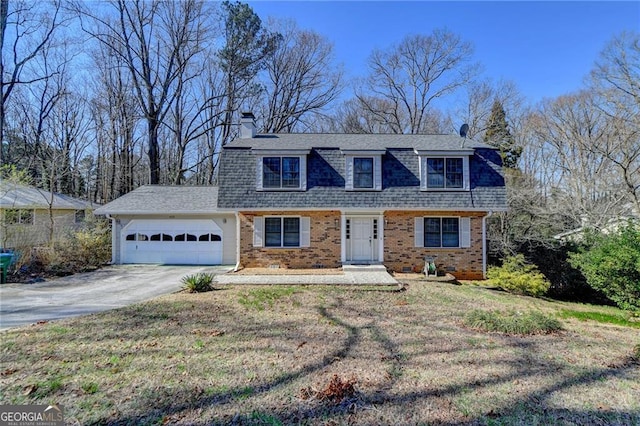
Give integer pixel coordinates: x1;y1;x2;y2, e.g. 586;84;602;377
227;133;492;151
0;181;96;210
94;185;219;215
218;133;507;211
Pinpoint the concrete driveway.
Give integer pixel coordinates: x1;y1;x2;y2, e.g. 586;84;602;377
0;265;233;331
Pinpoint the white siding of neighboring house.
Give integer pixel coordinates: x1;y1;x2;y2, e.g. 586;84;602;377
1;208;85;249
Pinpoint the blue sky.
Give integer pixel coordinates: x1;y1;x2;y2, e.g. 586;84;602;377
249;1;639;105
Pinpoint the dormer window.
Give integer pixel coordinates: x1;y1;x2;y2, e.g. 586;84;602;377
263;157;300;188
343;150;383;191
254;149;309;191
353;158;374;189
416;150;471;191
427;158;464;189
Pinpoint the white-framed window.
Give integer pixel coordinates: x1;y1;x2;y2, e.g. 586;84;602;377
263;157;300;188
253;216;311;248
3;209;34;225
414;217;471;248
345;155;382;191
419;155;470;191
256;154;307;191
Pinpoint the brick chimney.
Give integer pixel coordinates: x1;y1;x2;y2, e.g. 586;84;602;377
240;111;256;139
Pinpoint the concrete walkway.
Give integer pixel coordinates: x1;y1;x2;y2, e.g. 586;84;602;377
216;265;398;286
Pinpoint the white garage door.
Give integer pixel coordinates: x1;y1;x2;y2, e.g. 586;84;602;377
121;219;223;265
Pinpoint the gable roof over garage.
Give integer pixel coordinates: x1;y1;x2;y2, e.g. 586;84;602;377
94;185;219;215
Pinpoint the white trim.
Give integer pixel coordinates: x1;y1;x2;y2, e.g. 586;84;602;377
340;149;386;155
378;213;385;262
345;154;382;191
253;216;264;247
300;217;311;247
256;155;307;191
252;149;310;155
234;211;241;271
261;215;305;248
414;149;475;156
482;211;493;278
460;217;471;248
345;156;354;191
419;155;470;192
419;216;465;249
218;207;507;213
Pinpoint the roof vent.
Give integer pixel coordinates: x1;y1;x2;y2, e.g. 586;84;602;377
240;112;256;139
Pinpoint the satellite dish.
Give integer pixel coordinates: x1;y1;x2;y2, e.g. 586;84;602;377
459;123;469;138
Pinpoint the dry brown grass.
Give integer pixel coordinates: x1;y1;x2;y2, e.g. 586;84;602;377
1;279;639;425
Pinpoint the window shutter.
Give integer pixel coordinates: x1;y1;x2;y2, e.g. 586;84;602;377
345;157;354;190
256;157;263;190
414;217;424;247
374;155;382;190
300;156;307;190
460;217;471;248
253;217;264;247
300;217;311;247
419;157;427;191
463;156;470;190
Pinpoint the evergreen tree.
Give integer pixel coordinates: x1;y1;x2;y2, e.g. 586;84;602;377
484;100;521;169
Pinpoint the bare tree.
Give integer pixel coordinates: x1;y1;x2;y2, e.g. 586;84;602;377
1;0;65;165
355;29;477;134
589;31;640;213
258;20;342;133
79;0;210;184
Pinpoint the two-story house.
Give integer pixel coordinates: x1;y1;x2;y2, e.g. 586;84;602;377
96;112;506;279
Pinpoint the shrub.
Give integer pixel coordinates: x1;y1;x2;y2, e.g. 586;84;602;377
464;309;562;335
181;273;214;293
47;219;111;276
487;254;551;297
569;225;640;312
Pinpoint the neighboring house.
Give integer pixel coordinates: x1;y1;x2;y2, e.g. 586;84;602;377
0;181;96;249
96;113;507;279
554;210;639;243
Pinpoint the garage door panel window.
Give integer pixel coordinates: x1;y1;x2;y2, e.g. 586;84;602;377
198;233;222;242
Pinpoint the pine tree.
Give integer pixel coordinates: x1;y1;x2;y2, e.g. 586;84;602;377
484;100;521;169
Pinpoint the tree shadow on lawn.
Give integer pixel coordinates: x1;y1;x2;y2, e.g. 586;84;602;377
91;297;640;426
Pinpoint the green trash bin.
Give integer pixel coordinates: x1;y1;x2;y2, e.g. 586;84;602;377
0;253;14;284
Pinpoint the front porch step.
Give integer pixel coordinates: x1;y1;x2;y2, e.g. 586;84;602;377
342;264;388;272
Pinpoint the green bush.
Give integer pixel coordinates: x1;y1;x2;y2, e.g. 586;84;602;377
569;225;640;312
181;273;214;293
464;309;562;335
47;219;111;275
487;254;551;297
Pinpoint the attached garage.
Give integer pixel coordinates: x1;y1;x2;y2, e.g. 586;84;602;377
94;186;237;266
122;219;223;265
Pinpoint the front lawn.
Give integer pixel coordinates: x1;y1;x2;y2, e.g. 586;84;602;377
1;280;638;425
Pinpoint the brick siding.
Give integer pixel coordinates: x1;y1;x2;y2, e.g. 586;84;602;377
384;211;486;280
239;211;342;269
239;210;487;279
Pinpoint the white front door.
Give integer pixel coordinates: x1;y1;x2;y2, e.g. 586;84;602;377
351;218;373;261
